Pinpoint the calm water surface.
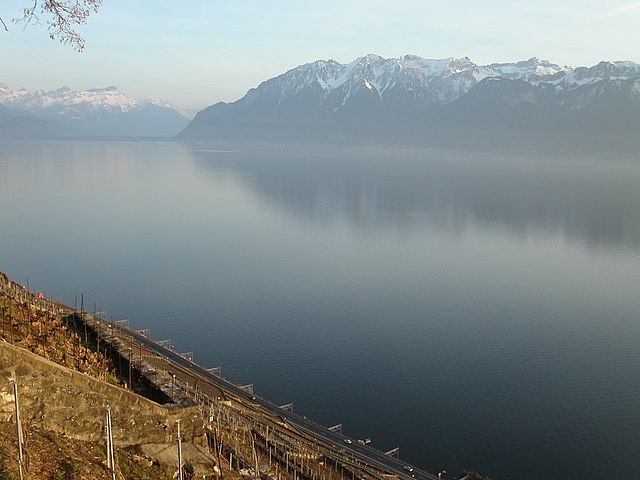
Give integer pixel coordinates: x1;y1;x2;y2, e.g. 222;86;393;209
1;140;639;479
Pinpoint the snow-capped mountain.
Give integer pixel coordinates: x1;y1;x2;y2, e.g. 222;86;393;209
179;54;640;150
0;85;137;111
236;53;495;114
187;54;576;117
0;84;190;137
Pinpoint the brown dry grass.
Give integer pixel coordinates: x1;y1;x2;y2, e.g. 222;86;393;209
0;288;119;384
0;421;172;480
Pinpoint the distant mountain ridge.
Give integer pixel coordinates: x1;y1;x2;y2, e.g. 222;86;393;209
178;54;640;151
0;103;69;138
0;84;190;138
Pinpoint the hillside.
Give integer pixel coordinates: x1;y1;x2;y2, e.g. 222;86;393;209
0;423;172;480
0;273;211;479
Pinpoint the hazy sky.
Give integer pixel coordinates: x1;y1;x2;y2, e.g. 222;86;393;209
1;0;639;109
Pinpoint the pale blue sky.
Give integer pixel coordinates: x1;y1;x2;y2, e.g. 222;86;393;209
1;0;639;109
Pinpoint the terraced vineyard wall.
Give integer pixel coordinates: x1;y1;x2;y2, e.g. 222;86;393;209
0;341;206;447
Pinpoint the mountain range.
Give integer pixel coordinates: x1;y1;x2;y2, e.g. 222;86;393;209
3;55;639;149
179;54;640;151
0;84;190;138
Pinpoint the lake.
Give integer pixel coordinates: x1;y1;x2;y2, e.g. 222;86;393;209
1;139;639;479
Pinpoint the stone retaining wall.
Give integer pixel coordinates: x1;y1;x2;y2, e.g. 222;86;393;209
0;341;206;447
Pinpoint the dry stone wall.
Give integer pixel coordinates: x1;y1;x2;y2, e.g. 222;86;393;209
0;341;206;447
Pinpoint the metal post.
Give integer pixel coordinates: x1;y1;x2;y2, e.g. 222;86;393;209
251;432;260;479
105;409;111;471
11;373;25;480
109;407;115;479
128;349;132;390
106;406;116;480
81;293;88;345
177;420;183;480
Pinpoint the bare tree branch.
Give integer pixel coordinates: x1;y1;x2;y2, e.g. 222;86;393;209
0;17;9;32
19;0;40;31
12;0;102;52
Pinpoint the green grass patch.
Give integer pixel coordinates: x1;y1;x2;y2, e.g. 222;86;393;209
50;459;80;480
119;452;171;480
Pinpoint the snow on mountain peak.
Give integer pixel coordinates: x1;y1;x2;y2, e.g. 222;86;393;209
87;86;118;92
486;57;569;82
0;83;190;137
140;96;171;107
232;54;640;117
0;83;185;117
399;55;455;76
363;53;383;62
254;54;492;108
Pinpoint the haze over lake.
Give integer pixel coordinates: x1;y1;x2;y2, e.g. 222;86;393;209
1;140;639;480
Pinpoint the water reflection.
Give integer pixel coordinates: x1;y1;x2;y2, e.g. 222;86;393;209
3;140;640;479
188;144;640;252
